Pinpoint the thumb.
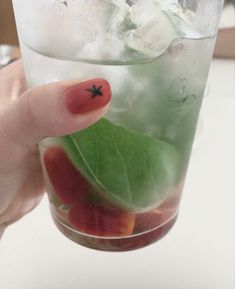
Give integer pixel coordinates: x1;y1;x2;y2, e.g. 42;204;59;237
0;78;111;146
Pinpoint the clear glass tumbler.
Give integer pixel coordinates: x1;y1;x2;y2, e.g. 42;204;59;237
12;0;223;251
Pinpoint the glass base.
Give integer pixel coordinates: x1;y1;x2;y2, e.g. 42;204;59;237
51;210;179;252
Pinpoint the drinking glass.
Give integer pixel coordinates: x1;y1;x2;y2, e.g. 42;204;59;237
12;0;223;251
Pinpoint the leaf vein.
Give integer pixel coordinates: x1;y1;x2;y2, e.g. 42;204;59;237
108;130;133;201
90;126;100;177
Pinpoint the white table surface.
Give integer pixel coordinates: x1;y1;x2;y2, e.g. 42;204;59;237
0;59;234;289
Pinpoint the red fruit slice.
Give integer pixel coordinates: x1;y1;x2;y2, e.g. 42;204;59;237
43;147;91;205
69;202;136;237
134;209;174;233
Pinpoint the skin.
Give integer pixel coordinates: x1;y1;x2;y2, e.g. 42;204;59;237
0;60;110;233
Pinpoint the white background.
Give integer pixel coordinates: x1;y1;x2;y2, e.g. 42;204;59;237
0;58;234;289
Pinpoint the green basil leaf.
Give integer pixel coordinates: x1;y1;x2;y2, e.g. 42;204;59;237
61;119;182;212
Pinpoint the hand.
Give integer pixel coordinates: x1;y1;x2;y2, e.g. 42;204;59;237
0;60;111;234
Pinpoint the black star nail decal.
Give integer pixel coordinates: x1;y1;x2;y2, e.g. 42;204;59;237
86;85;103;99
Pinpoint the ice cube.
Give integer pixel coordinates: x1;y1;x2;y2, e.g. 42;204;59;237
160;3;202;39
150;0;207;41
125;0;137;7
71;0;133;61
20;0;206;62
125;2;178;58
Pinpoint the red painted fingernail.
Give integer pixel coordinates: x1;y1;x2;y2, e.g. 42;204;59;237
65;78;112;114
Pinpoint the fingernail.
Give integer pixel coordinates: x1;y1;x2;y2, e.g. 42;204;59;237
65;79;112;114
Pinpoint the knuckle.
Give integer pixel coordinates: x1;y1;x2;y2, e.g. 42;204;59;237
23;89;44;137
